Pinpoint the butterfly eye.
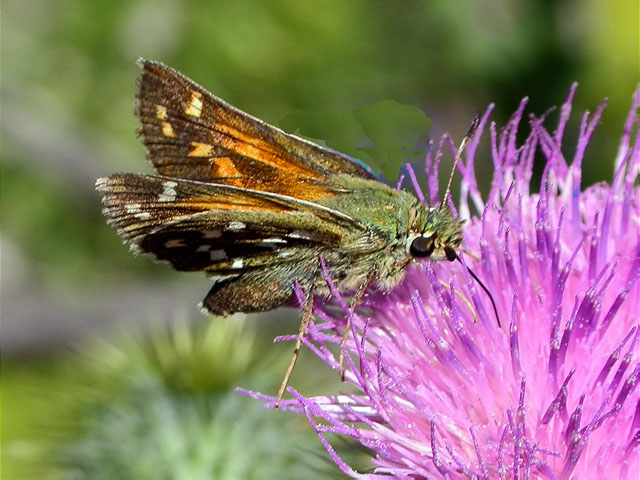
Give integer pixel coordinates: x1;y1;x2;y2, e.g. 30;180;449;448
409;235;435;257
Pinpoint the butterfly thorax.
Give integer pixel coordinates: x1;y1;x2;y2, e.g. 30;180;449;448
315;176;464;294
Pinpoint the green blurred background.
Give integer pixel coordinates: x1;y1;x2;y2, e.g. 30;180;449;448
2;1;638;478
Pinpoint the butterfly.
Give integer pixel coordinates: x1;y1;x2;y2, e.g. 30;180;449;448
97;60;491;405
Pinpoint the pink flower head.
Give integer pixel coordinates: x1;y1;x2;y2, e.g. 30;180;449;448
245;85;640;479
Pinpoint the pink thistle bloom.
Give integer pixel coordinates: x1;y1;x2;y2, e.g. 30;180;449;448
245;85;640;479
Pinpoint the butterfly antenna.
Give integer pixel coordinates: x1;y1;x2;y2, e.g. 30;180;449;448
441;114;480;209
455;255;501;328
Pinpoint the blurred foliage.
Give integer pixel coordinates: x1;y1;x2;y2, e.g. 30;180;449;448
2;0;638;478
3;316;370;479
3;0;638;288
281;99;432;179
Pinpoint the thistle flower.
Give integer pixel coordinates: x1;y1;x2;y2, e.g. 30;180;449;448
248;85;640;478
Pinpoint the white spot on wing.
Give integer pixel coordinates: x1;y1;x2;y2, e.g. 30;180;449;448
288;230;312;240
196;245;210;252
158;181;178;202
226;221;246;231
135;212;152;220
256;238;287;249
126;203;142;214
210;249;227;261
231;258;244;269
259;238;287;244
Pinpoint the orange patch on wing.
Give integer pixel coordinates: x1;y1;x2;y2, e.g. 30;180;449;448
184;91;203;118
162;122;175;137
214;123;320;179
176;201;289;212
189;142;214;156
214;157;241;178
155;104;168;120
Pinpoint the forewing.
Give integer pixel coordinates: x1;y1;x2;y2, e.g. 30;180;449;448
136;59;376;200
97;174;364;272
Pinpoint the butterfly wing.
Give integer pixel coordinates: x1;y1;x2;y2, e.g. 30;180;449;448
98;61;399;316
97;174;368;272
136;59;376;202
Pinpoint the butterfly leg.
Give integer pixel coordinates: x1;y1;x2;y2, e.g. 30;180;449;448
275;287;314;407
338;272;375;380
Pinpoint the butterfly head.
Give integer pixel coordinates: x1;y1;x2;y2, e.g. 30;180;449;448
405;205;464;262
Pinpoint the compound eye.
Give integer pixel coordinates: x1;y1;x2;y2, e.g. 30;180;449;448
409;235;435;257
